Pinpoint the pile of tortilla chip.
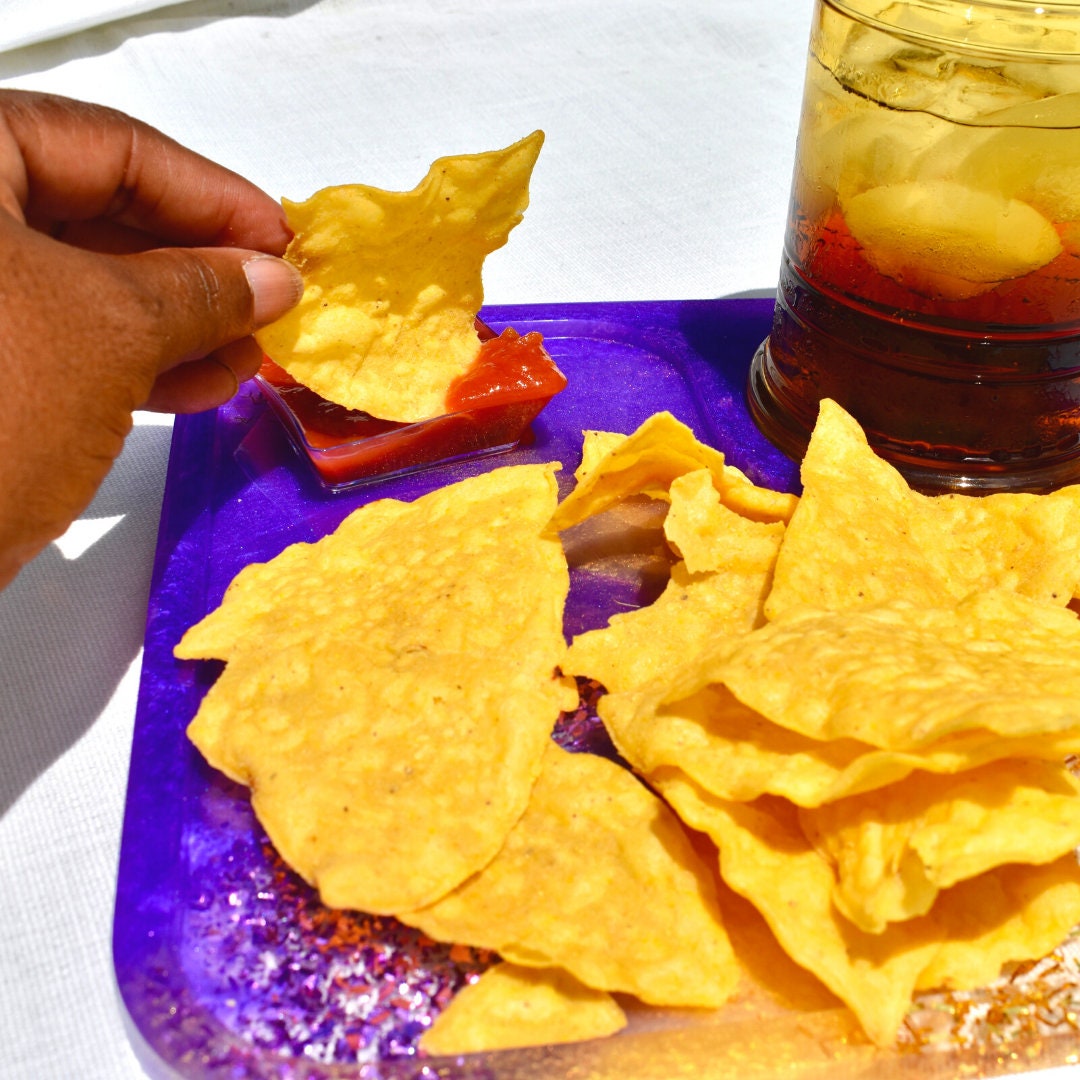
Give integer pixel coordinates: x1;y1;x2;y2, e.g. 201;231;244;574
176;396;1080;1058
573;401;1080;1048
175;460;740;1056
254;131;545;423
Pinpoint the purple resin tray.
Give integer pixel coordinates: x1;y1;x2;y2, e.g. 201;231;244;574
114;298;801;1080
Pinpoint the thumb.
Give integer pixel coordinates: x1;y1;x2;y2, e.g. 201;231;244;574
111;245;303;377
242;253;306;329
0;234;300;583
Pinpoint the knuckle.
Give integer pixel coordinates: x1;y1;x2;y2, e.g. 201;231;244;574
116;248;252;361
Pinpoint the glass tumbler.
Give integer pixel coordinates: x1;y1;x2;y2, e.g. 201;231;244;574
748;0;1080;492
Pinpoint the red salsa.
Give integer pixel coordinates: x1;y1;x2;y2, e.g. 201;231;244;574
256;324;566;489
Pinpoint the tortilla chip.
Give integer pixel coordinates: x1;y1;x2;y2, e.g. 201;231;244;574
601;679;1080;808
766;399;1080;618
549;412;794;535
400;742;739;1009
574;430;630;484
563;560;772;695
561;462;783;694
176;463;575;914
664;469;786;575
800;760;1080;932
420;963;626;1055
719;590;1080;750
917;857;1080;992
654;771;941;1048
255;132;544;422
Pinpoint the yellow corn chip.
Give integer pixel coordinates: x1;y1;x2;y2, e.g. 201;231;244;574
175;498;410;658
549;412;795;535
766;399;1080;619
720;471;799;525
601;679;1080;808
719;590;1080;750
564;561;772;695
419;963;626;1055
255;131;544;422
664;469;786;575
718;876;846;1015
654;771;942;1048
917;857;1080;992
400;742;739;1009
574;430;630;484
561;463;783;695
176;463;576;914
800;760;1080;932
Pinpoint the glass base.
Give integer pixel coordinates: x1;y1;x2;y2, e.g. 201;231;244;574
747;337;1080;495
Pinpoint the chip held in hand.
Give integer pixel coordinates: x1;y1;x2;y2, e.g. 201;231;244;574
255;131;547;424
252;131;564;489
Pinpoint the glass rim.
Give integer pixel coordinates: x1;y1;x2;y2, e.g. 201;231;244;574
825;0;1080;61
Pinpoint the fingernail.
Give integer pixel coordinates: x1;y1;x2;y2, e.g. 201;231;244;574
244;255;304;325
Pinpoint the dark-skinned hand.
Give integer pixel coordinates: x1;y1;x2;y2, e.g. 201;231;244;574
0;89;303;588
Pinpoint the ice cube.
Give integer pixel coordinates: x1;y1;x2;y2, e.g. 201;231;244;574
844;179;1062;299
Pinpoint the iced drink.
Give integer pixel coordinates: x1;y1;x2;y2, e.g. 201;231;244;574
749;0;1080;492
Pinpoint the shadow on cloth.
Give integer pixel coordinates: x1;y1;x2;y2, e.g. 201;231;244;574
0;0;323;77
0;423;172;817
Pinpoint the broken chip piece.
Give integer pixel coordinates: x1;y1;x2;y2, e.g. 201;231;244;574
419;962;626;1056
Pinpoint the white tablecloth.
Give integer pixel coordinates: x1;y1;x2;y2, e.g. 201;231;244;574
0;1;944;1076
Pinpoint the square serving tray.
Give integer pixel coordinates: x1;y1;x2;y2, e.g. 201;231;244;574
115;299;1080;1080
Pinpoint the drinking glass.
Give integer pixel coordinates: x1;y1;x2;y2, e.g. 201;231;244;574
749;0;1080;492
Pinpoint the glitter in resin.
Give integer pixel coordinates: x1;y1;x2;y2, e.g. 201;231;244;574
182;784;490;1071
551;676;619;759
900;932;1080;1057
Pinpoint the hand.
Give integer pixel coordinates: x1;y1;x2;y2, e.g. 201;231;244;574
0;90;303;588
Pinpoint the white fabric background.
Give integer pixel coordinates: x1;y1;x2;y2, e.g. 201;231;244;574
0;1;979;1077
0;0;202;51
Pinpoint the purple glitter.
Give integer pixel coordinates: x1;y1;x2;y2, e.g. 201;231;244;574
551;677;620;760
182;781;493;1068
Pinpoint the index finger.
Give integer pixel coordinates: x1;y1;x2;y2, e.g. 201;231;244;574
0;89;291;253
